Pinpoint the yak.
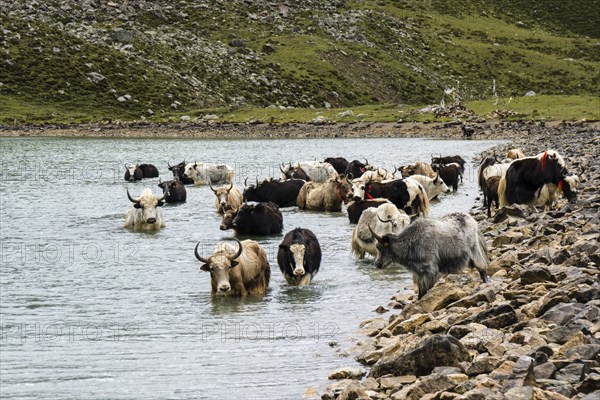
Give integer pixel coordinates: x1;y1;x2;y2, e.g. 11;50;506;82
371;212;489;299
210;182;243;214
123;188;166;231
243;178;305;207
168;161;194;185
324;157;349;174
124;163;159;181
184;162;234;185
432;163;462;192
345;158;375;179
195;238;270;296
347;199;391;224
405;174;450;200
277;228;322;286
231;202;283;235
279;163;310;181
297;175;353;212
157;179;187;203
498;150;574;210
351;203;410;259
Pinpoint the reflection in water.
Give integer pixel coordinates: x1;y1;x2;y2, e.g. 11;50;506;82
0;136;502;400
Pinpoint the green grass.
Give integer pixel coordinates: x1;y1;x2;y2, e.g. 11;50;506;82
468;95;600;121
159;95;598;124
0;0;598;125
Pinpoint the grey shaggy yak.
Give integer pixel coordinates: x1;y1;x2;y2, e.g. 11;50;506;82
371;212;488;299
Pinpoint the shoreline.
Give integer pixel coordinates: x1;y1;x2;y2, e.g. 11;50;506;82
319;125;600;399
1;120;599;140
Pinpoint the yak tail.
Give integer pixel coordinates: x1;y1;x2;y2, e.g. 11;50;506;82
498;174;509;208
420;187;430;217
350;228;364;259
478;157;496;191
296;185;308;209
472;230;489;283
225;169;235;183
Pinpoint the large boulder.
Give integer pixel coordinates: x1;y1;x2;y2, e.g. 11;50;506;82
369;334;471;378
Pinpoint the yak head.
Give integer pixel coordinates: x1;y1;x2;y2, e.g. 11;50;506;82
279;229;313;277
168;161;186;179
538;150;568;179
334;174;354;203
195;239;243;294
220;208;238;230
369;225;394;269
124;164;142;181
211;182;234;210
231;202;265;233
560;176;578;204
432;174;451;194
127;188;165;224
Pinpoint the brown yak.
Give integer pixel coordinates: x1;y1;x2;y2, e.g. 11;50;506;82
195;239;270;296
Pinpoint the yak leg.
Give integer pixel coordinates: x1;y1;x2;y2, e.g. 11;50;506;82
298;274;312;287
414;263;438;300
479;269;488;283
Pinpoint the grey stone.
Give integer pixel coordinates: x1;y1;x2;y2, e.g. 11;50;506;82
370;335;471;378
328;366;366;380
534;362;557;380
555;362;589;384
541;302;586;324
466;356;502;376
577;372;600;394
520;267;554;284
503;386;532;400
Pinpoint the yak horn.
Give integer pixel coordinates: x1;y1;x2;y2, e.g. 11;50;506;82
244;177;249;187
363;157;369;165
377;169;385;177
167;161;172;168
127;189;141;204
346;172;354;181
279;163;286;174
391;166;397;176
368;224;384;242
209;181;217;194
230;238;243;261
377;214;392;224
158;177;163;184
227;182;233;192
194;242;209;263
156;190;167;202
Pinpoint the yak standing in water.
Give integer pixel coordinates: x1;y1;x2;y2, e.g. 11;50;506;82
277;228;322;286
157;179;187;203
195;239;270;296
123;188;166;231
210;182;243;214
124;163;159;181
371;212;489;299
296;175;353;212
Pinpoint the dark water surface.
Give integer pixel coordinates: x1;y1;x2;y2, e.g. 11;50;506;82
0;136;501;400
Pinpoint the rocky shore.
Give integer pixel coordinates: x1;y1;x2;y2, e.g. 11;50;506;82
0;120;597;140
319;126;599;399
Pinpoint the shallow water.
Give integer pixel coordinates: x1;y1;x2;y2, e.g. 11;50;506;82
0;136;500;399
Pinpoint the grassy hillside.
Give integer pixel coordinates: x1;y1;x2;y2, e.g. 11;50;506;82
0;0;598;124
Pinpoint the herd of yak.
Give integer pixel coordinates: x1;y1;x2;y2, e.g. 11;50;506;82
122;148;579;299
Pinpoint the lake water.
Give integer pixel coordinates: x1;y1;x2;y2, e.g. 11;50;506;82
0;136;501;400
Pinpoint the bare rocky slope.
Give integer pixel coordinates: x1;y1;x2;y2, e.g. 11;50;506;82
1;0;598;122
